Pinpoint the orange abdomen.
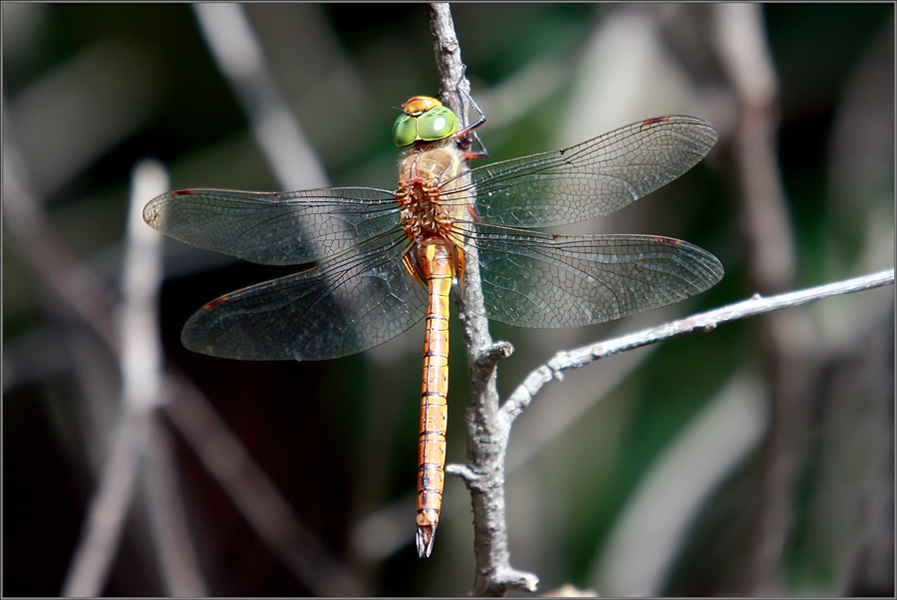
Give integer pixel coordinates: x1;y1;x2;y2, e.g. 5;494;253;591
415;238;454;558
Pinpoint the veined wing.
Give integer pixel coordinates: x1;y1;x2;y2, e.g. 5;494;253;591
181;230;427;360
143;187;399;265
469;225;723;327
442;116;717;228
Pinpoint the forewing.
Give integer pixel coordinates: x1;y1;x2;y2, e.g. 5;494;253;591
181;231;426;360
473;226;724;327
453;116;717;228
143;187;399;265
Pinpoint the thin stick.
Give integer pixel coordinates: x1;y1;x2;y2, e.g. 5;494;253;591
5;136;144;597
188;7;366;593
713;6;812;594
503;269;894;420
61;411;145;597
125;161;208;596
62;159;173;597
192;4;329;191
428;3;539;596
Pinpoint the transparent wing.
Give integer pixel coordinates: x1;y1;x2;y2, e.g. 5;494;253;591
143;187;399;265
181;231;427;360
441;116;717;228
470;225;724;327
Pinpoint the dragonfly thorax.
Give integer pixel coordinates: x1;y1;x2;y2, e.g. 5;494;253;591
395;144;469;288
398;143;466;236
396;178;450;239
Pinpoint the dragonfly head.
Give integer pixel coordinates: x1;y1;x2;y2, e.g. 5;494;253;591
393;96;459;148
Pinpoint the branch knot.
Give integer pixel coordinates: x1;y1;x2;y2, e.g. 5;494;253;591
476;341;514;372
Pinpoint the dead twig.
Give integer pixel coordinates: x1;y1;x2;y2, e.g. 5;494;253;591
505;269;894;419
428;3;538;596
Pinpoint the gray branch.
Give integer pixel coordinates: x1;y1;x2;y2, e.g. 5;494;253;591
428;3;539;596
504;269;894;421
427;6;894;597
192;4;328;190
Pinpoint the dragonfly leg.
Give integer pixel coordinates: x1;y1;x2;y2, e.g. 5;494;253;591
447;89;488;158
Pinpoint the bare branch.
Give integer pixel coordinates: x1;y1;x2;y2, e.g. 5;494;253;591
141;417;209;596
6;122;351;594
428;3;538;596
125;161;208;596
428;3;471;119
714;3;793;292
4;129;142;597
712;6;818;594
62;410;146;597
504;269;894;419
63;159;205;597
2;128;119;350
120;159;167;416
192;4;328;190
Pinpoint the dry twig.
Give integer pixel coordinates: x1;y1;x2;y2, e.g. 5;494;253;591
505;269;894;417
428;4;893;596
429;2;539;595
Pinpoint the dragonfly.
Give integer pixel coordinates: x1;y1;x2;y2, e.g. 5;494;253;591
144;95;724;558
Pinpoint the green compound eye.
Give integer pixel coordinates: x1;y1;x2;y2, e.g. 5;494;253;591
392;97;460;147
416;106;459;141
393;114;418;147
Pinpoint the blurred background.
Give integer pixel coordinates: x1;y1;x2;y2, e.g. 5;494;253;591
3;3;893;596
